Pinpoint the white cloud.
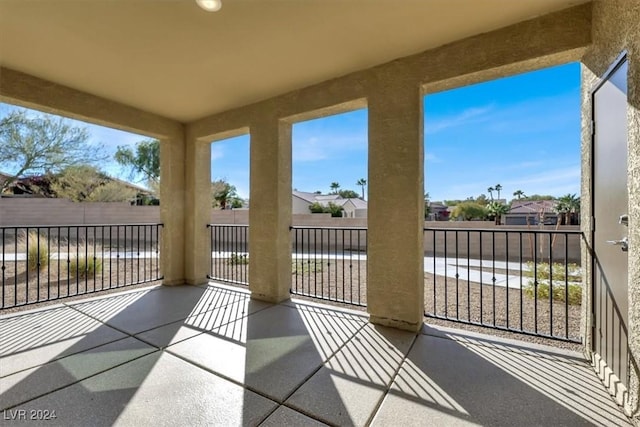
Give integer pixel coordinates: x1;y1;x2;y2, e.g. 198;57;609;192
211;145;225;161
425;152;442;163
293;135;367;163
425;105;494;135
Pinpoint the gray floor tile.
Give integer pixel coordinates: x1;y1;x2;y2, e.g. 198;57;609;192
69;285;239;334
134;321;204;349
286;324;415;426
1;336;155;409
3;352;277;427
0;306;126;376
185;296;273;332
372;333;631;426
260;406;328;426
169;304;362;402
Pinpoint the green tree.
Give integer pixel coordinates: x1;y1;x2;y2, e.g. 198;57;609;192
211;179;241;209
356;178;367;199
476;194;489;206
486;201;509;225
329;182;340;194
326;202;344;217
114;139;160;186
513;190;526;200
51;165;137;202
0;111;104;192
450;202;487;221
309;202;325;213
308;201;344;217
338;189;360;199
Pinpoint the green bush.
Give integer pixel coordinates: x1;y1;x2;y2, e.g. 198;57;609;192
69;254;103;278
19;231;50;271
292;260;323;274
523;261;582;283
523;281;582;305
522;262;582;305
228;253;248;265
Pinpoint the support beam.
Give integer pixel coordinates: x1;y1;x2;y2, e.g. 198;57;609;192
367;80;424;332
0;67;182;140
248;116;292;303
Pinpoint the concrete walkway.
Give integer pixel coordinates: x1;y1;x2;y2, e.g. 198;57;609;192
0;283;628;426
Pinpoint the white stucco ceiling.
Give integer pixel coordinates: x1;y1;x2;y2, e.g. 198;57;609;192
0;0;587;122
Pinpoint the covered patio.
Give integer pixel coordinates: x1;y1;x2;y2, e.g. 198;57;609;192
0;283;631;426
1;0;640;424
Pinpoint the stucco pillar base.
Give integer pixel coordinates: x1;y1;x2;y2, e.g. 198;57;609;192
251;293;291;304
162;279;186;286
185;277;208;286
370;315;423;333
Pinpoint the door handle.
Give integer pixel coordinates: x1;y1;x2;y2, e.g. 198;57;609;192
606;237;628;252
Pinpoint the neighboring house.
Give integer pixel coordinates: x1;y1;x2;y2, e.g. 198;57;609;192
427;202;450;221
292;190;367;217
505;200;559;225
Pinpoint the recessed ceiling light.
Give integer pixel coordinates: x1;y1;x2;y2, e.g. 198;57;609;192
196;0;222;12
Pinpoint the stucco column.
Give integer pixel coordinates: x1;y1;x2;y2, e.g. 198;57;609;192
367;80;424;332
160;131;186;285
184;134;211;285
249;116;292;302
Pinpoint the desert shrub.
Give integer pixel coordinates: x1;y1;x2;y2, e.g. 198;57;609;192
228;253;248;265
523;261;582;305
69;254;103;279
18;231;50;271
523;281;582;305
292;260;323;274
523;261;582;283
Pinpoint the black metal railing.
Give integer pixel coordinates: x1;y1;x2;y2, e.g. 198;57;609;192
1;223;163;309
207;224;249;285
290;226;367;306
205;223;584;342
424;227;583;342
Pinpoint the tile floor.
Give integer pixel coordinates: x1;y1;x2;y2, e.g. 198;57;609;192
0;283;631;426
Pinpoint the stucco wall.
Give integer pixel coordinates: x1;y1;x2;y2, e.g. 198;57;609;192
580;0;640;417
0;198;160;226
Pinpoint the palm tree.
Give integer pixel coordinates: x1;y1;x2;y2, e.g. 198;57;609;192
487;186;494;201
495;184;502;200
329;182;340;194
555;193;580;225
486;201;509;225
513;190;526;200
356;178;367;199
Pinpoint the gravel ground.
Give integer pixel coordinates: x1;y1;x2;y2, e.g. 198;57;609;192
2;256;582;351
0;258;162;314
212;258;583;351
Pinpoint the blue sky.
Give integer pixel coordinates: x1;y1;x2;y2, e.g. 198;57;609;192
1;62;580;202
